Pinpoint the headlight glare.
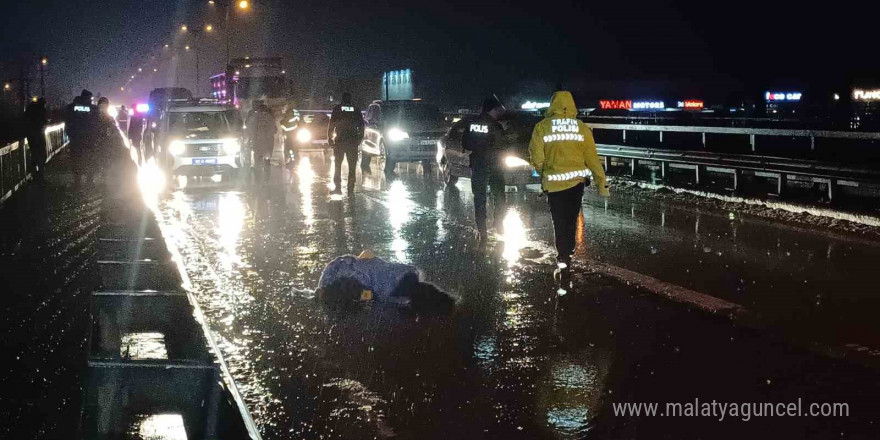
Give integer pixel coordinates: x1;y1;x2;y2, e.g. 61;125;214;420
169;140;185;156
222;138;241;154
504;156;530;168
387;128;410;142
296;128;312;143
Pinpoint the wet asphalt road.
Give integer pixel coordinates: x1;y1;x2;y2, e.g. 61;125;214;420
153;153;880;439
0;157;100;439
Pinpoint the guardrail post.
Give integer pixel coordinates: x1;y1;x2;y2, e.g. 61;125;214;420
659;131;663;143
661;162;667;179
810;136;815;151
630;158;636;176
749;134;755;152
702;132;707;148
622;129;626;144
733;170;740;191
777;174;786;195
695;165;701;185
603;156;609;170
828;179;835;201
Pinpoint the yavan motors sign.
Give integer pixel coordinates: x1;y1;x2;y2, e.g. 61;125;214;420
599;100;665;111
853;89;880;101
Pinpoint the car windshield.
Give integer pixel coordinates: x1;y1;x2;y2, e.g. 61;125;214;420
383;102;443;123
168;111;234;134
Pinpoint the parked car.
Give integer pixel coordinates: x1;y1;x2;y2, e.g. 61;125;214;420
285;109;331;151
360;100;450;174
437;110;542;189
153;99;245;180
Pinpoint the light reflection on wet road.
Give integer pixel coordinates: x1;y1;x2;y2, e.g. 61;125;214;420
156;153;880;439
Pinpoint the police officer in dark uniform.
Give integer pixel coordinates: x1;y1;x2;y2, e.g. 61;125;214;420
63;89;100;185
279;103;301;174
456;96;506;242
327;92;364;194
25;98;47;178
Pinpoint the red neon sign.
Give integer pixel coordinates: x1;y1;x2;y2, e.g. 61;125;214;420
683;100;703;109
599;100;632;110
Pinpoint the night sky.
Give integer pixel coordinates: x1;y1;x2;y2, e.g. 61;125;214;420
2;0;878;107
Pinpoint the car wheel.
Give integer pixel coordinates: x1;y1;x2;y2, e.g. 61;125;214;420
380;142;395;175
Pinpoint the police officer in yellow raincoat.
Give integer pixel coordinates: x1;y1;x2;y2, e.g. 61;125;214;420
528;91;609;287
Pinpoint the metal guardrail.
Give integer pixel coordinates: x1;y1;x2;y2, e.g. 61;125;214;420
595;143;880;200
0;123;67;204
88;196;262;439
587;122;880;141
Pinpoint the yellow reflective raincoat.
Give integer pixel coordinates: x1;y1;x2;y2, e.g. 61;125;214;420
528;91;609;196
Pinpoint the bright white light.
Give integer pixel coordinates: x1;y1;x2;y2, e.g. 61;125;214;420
557;261;568;269
137;160;166;209
217;193;245;270
108;106;119;118
127;109;134;116
138;414;186;440
222;138;240;154
853;89;880;101
766;91;801;102
501;209;528;265
210;174;222;182
504;156;530;168
631;101;665;110
387;128;409;142
556;288;568;296
296;128;312;143
135;103;150;113
521;101;550;110
169;140;185;156
297;157;316;226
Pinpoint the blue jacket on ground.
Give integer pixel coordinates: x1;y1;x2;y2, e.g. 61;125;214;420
317;252;421;300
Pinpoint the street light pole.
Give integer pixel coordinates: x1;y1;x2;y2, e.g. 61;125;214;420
225;6;231;66
39;57;47;98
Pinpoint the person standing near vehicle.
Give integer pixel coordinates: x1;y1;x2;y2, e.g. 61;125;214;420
528;91;609;288
63;90;100;185
128;103;145;164
246;100;277;184
456;96;506;243
327;93;364;194
25;98;47;179
279;103;301;174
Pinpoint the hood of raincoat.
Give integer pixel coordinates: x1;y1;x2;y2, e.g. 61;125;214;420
545;91;578;119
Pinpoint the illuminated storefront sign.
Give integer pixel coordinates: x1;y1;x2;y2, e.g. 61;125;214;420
599;100;631;110
765;92;802;101
631;101;665;110
853;89;880;101
677;100;704;110
382;69;414;101
599;100;665;110
521;101;550;110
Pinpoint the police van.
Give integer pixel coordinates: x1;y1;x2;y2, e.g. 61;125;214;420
154;99;245;180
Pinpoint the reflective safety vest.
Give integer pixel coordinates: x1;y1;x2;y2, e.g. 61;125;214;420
528;91;609;195
546;168;592;182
